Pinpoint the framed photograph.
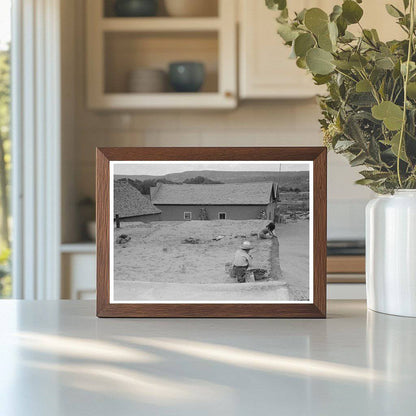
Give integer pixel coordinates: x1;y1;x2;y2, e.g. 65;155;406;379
96;147;327;318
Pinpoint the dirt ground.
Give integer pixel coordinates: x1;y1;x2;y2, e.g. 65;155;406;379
277;221;310;301
113;219;309;302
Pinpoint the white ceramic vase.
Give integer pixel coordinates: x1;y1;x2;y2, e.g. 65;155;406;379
366;190;416;317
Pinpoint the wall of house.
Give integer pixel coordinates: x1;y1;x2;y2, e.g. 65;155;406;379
156;205;268;221
120;213;161;223
62;0;374;242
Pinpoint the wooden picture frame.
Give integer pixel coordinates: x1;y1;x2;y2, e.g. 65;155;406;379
96;147;327;318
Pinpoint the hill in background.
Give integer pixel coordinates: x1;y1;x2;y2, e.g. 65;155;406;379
115;170;309;191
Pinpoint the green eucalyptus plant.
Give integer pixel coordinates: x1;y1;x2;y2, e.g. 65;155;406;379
266;0;416;193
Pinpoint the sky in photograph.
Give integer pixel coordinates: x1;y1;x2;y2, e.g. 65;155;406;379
114;161;310;176
0;0;11;50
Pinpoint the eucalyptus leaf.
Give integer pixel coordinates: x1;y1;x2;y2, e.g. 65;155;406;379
344;114;368;147
306;48;335;75
295;8;307;22
382;132;409;162
276;10;288;24
304;8;329;35
375;56;396;70
330;5;342;22
360;170;392;180
350;152;368;167
393;61;402;78
349;92;377;107
399;14;411;29
318;31;334;52
407;82;416;99
371;29;380;42
339;31;356;42
370;67;386;84
277;23;299;42
313;74;332;85
328;21;338;45
369;137;381;162
355;178;377;185
350;53;368;69
329;82;341;101
363;29;375;44
372;101;403;130
296;57;307;69
385;4;404;17
336;15;348;36
408;109;416;137
333;59;353;70
334;139;355;152
294;33;315;57
401;61;416;76
356;79;372;93
342;0;364;24
266;0;287;11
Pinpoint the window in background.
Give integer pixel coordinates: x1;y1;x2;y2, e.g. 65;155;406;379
0;0;11;298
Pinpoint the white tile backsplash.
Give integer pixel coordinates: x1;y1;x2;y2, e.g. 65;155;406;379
328;200;368;240
72;94;371;241
73;102;373;240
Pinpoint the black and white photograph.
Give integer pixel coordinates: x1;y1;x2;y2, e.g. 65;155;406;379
109;161;313;303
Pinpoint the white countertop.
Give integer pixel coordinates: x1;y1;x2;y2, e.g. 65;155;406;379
0;300;415;415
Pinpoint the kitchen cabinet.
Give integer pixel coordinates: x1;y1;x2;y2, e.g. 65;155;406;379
239;0;325;99
238;0;404;99
61;244;96;300
86;0;237;109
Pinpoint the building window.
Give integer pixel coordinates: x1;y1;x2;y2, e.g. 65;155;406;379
218;212;226;220
184;212;192;221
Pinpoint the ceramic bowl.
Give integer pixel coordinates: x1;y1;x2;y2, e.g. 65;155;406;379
168;62;205;93
114;0;158;17
127;68;167;93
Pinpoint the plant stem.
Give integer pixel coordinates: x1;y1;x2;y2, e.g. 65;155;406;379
397;0;415;188
334;68;357;83
358;69;380;104
390;79;397;101
358;22;378;49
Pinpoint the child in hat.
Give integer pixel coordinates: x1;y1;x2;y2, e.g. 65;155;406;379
232;241;253;283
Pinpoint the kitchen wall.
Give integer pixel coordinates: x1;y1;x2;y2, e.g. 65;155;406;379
61;0;374;243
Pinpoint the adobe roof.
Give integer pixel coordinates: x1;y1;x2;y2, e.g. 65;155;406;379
151;182;275;205
114;181;161;218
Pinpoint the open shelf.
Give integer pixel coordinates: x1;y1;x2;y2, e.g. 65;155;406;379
86;0;237;109
61;242;96;254
103;0;219;18
90;92;235;109
104;31;219;94
101;17;221;32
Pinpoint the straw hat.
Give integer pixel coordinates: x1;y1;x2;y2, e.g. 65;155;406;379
240;241;253;251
